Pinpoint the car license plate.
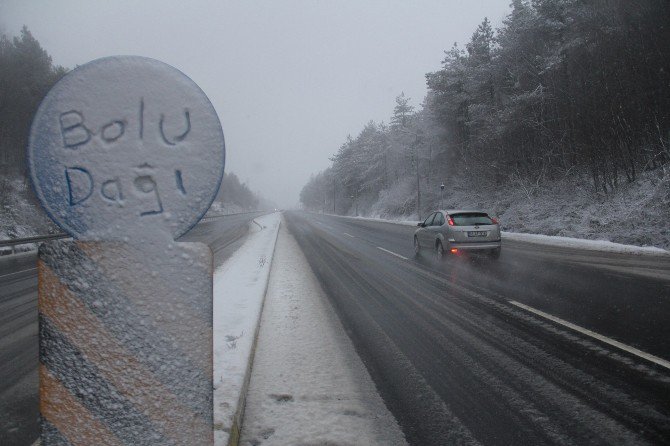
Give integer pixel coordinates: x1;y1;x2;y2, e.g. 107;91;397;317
467;231;487;237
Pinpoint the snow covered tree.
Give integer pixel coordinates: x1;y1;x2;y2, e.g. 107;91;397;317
390;92;414;129
0;27;66;174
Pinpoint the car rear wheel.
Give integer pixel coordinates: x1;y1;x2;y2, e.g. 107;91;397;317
414;236;421;255
435;240;445;261
489;247;501;260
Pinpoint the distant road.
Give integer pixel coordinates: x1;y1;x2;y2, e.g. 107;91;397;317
0;212;264;446
285;211;670;445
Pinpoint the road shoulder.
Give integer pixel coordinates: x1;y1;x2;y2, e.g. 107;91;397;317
213;213;281;446
239;216;407;446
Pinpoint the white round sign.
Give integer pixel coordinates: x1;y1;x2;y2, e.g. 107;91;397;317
28;56;225;240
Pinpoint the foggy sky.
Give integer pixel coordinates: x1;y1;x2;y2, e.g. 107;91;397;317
1;0;510;208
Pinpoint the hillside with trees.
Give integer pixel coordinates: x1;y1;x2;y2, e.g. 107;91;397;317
0;27;67;239
208;172;262;215
300;0;670;248
0;26;67;174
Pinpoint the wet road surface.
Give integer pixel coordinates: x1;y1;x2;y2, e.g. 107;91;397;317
285;211;670;445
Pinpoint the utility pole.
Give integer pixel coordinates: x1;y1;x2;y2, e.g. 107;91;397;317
350;191;358;216
333;177;336;214
400;128;423;220
415;142;421;220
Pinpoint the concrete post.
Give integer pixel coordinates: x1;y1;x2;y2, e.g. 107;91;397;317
28;56;226;445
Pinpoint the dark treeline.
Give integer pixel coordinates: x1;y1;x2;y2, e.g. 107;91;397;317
0;26;66;173
301;0;670;216
216;172;260;211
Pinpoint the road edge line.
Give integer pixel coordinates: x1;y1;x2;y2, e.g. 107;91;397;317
508;300;670;370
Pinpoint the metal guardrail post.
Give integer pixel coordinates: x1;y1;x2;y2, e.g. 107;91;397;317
28;56;225;445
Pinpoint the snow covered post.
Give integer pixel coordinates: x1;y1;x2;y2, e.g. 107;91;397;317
27;56;225;445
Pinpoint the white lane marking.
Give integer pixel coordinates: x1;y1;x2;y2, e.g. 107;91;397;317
343;233;355;238
509;300;670;370
0;267;37;280
377;247;408;261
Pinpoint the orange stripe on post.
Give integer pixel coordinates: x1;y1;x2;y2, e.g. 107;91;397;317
40;364;124;446
78;241;214;377
38;261;213;444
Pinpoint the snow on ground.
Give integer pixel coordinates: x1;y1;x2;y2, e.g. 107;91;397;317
476;169;670;250
501;231;669;256
341;214;419;227
332;214;669;256
206;201;255;217
0;174;58;241
332;168;670;250
213;213;280;446
239;217;407;446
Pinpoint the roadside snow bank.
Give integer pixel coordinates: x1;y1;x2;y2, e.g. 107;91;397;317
240;218;407;446
213;213;280;446
0;174;58;240
328;213;419;227
501;231;669;256
319;169;670;249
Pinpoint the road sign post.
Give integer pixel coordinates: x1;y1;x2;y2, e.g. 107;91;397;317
28;56;225;445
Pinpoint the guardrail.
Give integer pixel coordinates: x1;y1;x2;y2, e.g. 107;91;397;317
0;233;69;254
200;210;264;222
0;211;267;254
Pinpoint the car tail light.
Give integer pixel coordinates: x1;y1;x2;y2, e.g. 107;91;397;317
491;217;499;225
447;216;455;226
450;248;458;254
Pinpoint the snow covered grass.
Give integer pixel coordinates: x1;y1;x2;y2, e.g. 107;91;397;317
343;214;419;227
239;218;407;446
206;201;255;217
471;168;670;250
0;173;58;241
212;213;281;446
332;168;670;251
501;232;669;256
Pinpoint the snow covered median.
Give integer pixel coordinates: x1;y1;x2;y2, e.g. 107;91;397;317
240;217;407;445
212;212;281;446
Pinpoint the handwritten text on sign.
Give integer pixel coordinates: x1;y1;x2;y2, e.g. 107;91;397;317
28;56;225;239
60;100;190;215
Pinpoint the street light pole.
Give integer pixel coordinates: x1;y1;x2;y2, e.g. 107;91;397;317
440;183;445;209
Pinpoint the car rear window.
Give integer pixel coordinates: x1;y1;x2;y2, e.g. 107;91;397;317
451;213;494;226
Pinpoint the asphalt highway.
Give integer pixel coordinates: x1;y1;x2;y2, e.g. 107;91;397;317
285;211;670;446
0;211;264;446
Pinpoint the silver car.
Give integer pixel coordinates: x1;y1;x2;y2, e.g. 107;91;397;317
414;210;501;260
